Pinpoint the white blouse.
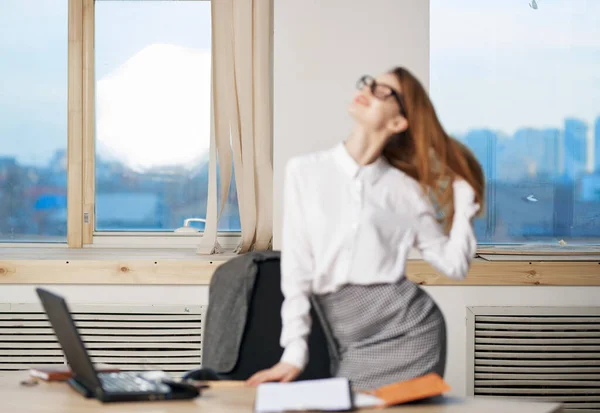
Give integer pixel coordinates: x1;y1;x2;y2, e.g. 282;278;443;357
279;143;480;370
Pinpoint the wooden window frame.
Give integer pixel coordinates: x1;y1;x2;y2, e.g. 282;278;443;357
64;0;238;249
67;0;84;248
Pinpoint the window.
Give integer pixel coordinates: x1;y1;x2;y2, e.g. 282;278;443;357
94;0;239;234
0;0;241;247
431;0;600;244
0;1;68;242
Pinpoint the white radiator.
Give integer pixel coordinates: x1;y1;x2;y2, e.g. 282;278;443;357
0;303;205;378
467;307;600;413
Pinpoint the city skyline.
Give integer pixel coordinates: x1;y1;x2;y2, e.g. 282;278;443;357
2;116;599;242
431;0;600;175
3;112;598;185
455;115;600;182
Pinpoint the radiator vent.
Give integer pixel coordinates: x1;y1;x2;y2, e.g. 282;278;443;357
468;307;600;413
0;303;204;378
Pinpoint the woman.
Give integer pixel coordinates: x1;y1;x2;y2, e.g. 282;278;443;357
248;67;485;390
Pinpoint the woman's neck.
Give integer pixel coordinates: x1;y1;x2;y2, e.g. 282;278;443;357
344;126;389;166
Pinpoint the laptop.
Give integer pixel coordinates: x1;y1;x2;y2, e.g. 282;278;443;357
36;288;200;403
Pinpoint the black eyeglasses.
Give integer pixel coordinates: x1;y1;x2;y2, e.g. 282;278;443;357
356;75;406;116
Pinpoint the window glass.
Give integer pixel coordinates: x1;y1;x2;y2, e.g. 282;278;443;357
431;0;600;243
95;0;240;232
0;1;68;242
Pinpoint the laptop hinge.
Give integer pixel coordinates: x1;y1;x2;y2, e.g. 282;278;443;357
67;378;96;398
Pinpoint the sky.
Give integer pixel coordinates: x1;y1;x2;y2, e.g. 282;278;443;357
0;0;69;166
0;0;211;168
430;0;600;137
95;1;211;171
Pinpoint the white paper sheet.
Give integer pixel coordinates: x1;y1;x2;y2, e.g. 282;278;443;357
255;378;353;412
353;392;384;409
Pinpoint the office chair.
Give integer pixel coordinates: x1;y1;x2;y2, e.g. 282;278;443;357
183;252;334;382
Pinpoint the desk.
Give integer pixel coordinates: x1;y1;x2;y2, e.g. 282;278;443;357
0;372;562;413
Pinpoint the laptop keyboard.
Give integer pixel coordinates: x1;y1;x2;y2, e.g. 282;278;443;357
98;372;171;394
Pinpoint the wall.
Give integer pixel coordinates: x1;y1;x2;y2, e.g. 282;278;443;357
273;0;430;246
0;285;208;306
272;0;600;397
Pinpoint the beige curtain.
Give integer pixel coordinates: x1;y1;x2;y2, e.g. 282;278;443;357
197;0;273;254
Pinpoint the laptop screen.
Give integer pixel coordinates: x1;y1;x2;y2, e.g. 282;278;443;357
36;288;102;393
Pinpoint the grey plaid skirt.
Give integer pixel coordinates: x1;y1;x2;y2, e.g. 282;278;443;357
313;277;446;390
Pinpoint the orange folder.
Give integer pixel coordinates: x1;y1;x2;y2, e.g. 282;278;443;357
373;373;451;407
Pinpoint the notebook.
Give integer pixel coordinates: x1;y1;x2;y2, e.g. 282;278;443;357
254;373;451;412
255;378;353;413
355;373;451;408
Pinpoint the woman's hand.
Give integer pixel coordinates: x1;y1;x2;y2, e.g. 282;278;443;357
453;179;480;218
246;362;301;386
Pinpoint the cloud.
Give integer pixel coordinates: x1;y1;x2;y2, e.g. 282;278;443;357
0;0;211;168
96;44;211;172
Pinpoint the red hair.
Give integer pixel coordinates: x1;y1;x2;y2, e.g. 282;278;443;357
383;67;485;232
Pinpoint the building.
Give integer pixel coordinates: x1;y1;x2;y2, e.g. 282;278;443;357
552;177;575;237
563;118;587;179
464;129;497;240
511;128;560;180
581;173;600;202
595;116;600;173
464;129;497;181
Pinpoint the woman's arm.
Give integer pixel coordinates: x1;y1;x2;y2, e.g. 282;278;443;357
247;160;314;386
279;159;315;370
413;180;481;280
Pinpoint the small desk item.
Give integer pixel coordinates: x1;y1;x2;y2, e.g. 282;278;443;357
255;377;353;412
1;372;563;413
30;364;120;381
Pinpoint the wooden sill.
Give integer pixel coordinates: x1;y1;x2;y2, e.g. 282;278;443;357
407;259;600;286
0;248;231;285
0;248;598;286
477;244;600;255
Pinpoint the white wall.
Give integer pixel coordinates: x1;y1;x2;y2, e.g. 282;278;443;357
273;0;430;246
272;0;600;397
0;285;208;306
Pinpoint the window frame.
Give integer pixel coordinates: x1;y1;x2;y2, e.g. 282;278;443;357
72;0;238;249
0;0;238;250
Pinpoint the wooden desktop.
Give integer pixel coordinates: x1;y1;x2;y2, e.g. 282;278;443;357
0;372;562;413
